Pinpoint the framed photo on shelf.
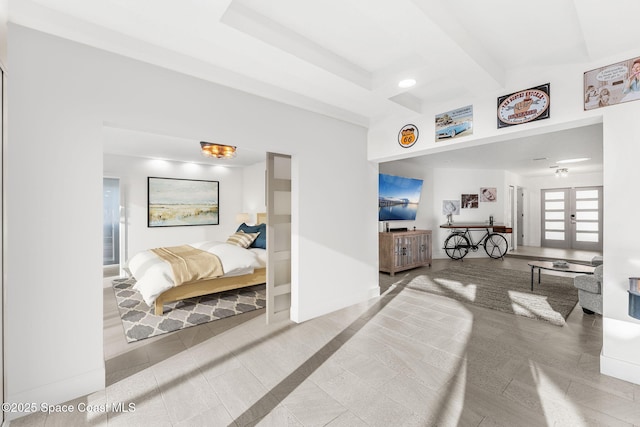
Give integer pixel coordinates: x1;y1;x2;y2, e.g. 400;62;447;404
442;200;461;215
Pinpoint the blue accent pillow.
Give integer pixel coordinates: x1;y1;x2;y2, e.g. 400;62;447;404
236;223;266;249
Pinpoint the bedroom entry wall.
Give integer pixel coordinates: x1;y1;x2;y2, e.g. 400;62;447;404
7;25;376;416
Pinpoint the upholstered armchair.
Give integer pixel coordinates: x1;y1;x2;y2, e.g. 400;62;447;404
574;264;603;315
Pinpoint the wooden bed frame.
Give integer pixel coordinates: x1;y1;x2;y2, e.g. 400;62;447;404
153;213;267;315
154;268;266;315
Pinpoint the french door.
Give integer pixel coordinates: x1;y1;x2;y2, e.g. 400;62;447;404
541;186;603;251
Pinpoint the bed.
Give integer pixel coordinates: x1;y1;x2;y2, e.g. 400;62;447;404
126;213;267;315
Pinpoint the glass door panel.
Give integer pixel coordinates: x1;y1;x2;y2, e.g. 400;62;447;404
540;186;603;251
571;186;602;251
541;188;569;248
103;178;120;265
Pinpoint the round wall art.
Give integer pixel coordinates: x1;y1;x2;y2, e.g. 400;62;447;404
398;124;419;148
497;83;550;128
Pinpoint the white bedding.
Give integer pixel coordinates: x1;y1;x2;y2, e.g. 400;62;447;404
126;241;265;306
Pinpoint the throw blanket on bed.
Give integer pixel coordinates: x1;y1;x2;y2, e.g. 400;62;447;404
151;245;224;286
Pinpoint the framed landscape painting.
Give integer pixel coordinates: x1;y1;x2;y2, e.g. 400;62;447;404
148;177;219;227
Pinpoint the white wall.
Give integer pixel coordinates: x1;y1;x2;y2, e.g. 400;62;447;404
380;162;508;259
431;168;507;259
369;55;640;385
242;161;267;221
103;153;266;262
0;0;6;69
600;107;640;384
6;25;377;417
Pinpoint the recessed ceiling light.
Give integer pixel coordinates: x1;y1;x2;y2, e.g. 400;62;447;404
557;157;590;164
398;78;416;88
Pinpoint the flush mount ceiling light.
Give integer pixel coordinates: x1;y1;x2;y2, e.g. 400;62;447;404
398;78;416;88
557;157;590;164
200;141;236;159
555;168;569;177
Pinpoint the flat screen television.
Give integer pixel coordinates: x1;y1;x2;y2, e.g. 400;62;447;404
378;173;424;221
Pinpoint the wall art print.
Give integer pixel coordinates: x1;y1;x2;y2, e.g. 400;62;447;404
461;194;479;209
435;105;473;141
480;187;497;202
442;200;461;216
148;177;219;227
584;56;640;110
497;83;550;128
398;124;419;148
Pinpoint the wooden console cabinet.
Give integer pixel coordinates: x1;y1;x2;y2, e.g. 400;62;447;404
379;230;432;276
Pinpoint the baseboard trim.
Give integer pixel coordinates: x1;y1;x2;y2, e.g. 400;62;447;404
292;283;379;323
600;351;640;386
5;367;105;421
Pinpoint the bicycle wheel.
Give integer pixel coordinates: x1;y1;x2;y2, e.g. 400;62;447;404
444;233;470;260
484;233;508;259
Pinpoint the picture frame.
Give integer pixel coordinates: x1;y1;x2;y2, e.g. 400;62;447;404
461;194;479;209
497;83;550;128
148;177;219;227
442;200;461;216
584;56;640;110
435;105;473;141
480;187;497;202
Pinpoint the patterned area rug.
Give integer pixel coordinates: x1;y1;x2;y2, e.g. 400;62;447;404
380;264;578;326
112;277;266;342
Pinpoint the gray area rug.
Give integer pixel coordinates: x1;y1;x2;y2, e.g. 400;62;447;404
380;264;578;326
112;277;266;342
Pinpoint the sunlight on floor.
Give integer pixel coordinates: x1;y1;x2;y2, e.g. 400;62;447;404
529;363;588;427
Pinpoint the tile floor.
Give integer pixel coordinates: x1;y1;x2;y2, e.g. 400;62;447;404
12;252;640;427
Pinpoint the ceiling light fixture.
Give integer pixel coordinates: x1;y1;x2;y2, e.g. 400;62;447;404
200;141;236;159
398;78;416;88
556;157;590;164
555;168;569;178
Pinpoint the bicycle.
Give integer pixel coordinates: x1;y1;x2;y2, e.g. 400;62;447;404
443;227;508;260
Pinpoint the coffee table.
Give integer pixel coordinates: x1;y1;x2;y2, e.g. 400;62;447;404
527;260;595;291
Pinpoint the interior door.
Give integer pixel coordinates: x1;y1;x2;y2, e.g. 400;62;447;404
541;186;603;251
571;186;603;251
541;188;570;249
508;185;515;249
517;186;524;246
265;152;292;323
